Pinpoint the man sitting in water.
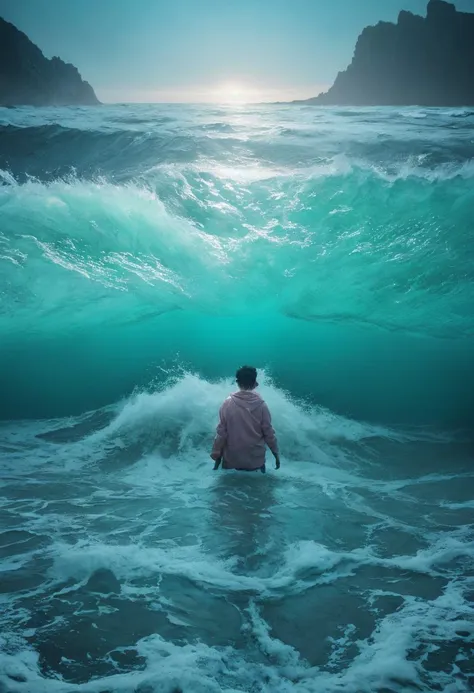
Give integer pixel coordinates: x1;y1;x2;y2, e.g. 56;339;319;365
210;366;280;473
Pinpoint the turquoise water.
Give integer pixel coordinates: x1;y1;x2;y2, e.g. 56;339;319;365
1;104;474;425
0;105;473;692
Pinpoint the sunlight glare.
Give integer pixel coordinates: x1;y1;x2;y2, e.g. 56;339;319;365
214;82;259;104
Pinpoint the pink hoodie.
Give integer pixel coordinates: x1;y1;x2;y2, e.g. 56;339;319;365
211;391;279;470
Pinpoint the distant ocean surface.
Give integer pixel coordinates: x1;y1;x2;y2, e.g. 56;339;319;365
0;104;473;692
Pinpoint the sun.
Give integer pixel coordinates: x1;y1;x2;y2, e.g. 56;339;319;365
215;82;256;104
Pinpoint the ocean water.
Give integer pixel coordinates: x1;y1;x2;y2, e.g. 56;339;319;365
0;104;473;692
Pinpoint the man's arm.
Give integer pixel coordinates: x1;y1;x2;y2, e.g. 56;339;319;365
210;404;227;468
262;404;280;469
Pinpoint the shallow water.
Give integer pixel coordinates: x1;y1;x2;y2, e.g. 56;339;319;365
0;104;473;692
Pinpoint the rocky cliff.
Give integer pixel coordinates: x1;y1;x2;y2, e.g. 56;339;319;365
0;17;99;106
306;0;474;106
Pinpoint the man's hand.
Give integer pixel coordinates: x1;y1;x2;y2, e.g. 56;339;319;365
210;453;222;470
274;454;281;470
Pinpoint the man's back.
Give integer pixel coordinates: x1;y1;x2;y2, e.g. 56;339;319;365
211;388;279;471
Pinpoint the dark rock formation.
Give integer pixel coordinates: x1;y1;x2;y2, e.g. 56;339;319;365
0;17;99;106
305;1;474;106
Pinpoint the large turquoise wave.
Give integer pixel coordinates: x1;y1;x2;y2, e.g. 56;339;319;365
1;105;473;427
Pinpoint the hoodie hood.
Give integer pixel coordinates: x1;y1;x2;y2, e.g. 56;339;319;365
230;391;264;412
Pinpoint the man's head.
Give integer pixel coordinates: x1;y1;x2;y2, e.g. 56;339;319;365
236;365;258;390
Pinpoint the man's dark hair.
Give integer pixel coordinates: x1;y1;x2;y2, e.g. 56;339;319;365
236;365;258;389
